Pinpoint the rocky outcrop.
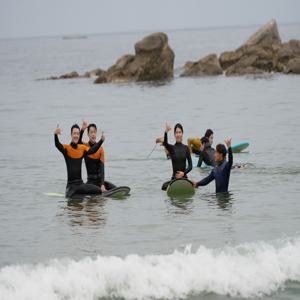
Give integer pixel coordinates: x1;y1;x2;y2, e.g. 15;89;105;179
217;20;300;76
180;54;223;76
284;57;300;74
94;32;175;83
219;20;281;75
45;68;105;80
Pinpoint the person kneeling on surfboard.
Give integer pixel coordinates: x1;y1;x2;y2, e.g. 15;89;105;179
54;124;105;198
79;121;116;193
161;123;193;191
193;139;233;193
191;129;215;167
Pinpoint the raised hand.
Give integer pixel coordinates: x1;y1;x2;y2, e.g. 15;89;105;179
54;125;61;135
156;137;164;144
165;122;171;133
81;119;89;130
225;138;232;148
101;131;106;142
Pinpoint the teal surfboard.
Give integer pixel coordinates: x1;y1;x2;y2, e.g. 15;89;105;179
167;179;195;197
231;141;250;153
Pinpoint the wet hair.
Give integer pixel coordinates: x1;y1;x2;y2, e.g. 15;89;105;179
87;123;97;134
216;144;227;158
174;123;183;135
71;124;80;134
201;136;209;145
205;129;214;138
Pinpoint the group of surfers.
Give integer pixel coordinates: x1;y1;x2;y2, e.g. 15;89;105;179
54;121;233;198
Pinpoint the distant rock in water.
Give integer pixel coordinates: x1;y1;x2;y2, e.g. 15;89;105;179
44;68;105;80
94;32;175;84
180;54;223;77
217;20;300;76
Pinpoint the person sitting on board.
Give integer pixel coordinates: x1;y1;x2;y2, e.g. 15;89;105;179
193;136;216;167
54;124;105;198
193;139;233;193
79;120;116;193
161;123;193;191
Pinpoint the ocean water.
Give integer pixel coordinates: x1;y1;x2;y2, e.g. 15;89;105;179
0;24;300;299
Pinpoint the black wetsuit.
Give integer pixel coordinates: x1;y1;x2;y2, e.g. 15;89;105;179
193;145;215;167
79;129;116;190
196;147;233;193
54;134;104;198
162;131;193;190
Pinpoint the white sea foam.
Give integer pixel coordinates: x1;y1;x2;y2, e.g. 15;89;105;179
1;238;300;300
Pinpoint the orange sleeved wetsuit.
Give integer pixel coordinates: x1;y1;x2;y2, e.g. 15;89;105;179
54;134;104;197
79;129;116;190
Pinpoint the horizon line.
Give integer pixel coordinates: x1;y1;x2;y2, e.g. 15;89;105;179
0;21;299;41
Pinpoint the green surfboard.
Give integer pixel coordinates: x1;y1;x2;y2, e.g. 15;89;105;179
167;179;195;198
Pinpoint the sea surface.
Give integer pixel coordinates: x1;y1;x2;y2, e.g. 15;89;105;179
0;24;300;299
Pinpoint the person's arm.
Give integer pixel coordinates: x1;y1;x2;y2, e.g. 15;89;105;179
184;147;193;175
163;131;173;153
86;138;104;155
99;148;105;186
79;120;88;144
54;126;66;154
78;129;85;144
226;147;233;169
225;139;233;169
195;171;215;187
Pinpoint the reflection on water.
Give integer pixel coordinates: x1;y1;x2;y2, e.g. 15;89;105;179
201;192;235;211
64;196;107;227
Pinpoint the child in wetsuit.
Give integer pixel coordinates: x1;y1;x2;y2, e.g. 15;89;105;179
194;139;233;193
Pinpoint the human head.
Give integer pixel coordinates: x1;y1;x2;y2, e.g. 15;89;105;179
70;124;80;144
205;129;214;146
214;143;227;162
174;123;183;143
87;123;97;143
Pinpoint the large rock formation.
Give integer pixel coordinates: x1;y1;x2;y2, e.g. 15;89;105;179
219;20;282;76
218;20;300;76
180;54;223;77
94;32;175;84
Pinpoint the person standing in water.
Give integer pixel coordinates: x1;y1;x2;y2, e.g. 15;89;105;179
79;120;116;193
54;124;105;198
193;139;233;193
161;123;193;191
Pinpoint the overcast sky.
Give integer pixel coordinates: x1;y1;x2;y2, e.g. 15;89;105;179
0;0;299;39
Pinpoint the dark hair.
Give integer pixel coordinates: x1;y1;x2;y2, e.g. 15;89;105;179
201;136;209;144
205;129;214;138
71;124;80;134
174;123;183;134
216;144;227;158
87;123;97;134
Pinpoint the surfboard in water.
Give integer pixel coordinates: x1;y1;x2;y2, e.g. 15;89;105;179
166;179;195;198
102;186;130;198
231;141;250;153
45;186;130;199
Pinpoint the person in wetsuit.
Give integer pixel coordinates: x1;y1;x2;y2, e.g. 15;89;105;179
54;124;105;198
192;129;215;167
79;121;116;193
161;123;193;191
194;139;233;193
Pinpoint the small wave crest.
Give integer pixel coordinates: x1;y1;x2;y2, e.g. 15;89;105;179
1;238;300;300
